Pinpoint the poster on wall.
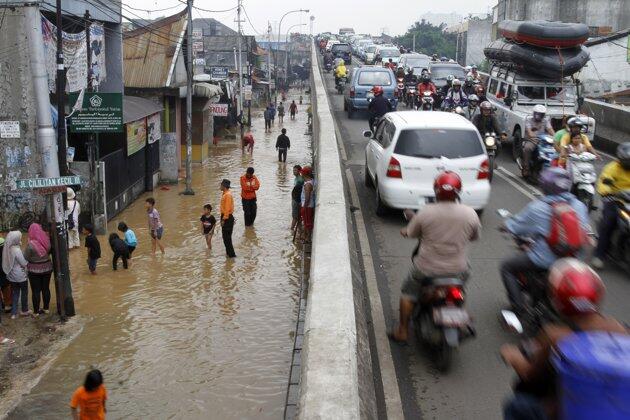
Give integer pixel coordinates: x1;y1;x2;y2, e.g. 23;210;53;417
147;113;161;144
127;119;146;156
41;16;107;93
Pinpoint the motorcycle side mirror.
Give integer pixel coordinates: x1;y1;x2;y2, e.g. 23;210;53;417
362;130;373;138
500;310;524;335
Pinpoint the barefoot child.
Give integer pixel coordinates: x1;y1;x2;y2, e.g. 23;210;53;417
145;197;165;254
117;222;137;259
200;204;217;249
83;224;101;275
109;233;129;270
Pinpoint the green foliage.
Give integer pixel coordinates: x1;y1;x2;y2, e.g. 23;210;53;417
394;19;457;58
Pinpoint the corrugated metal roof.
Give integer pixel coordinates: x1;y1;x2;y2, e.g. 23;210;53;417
124;96;164;123
123;10;187;88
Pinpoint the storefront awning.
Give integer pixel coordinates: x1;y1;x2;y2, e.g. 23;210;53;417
123;96;164;123
178;83;224;99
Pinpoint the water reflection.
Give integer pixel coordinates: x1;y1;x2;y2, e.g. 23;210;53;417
8;92;312;419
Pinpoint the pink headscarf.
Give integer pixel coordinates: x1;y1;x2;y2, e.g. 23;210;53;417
28;223;50;257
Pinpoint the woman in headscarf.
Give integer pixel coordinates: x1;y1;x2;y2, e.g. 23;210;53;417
66;187;81;249
24;223;53;315
2;231;30;319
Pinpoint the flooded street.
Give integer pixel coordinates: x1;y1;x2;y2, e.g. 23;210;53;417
8;93;312;419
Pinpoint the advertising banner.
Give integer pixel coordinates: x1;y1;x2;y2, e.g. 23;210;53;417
127;119;146;156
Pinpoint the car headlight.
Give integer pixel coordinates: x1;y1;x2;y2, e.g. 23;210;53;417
485;137;496;147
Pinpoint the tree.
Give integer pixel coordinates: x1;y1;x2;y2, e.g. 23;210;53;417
394;19;457;58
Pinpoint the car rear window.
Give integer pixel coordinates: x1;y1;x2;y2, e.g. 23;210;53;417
394;129;484;159
380;49;400;58
332;44;351;52
430;66;467;81
366;46;377;53
405;57;429;68
357;71;392;86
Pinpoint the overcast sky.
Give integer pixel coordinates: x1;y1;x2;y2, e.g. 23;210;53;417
128;0;497;36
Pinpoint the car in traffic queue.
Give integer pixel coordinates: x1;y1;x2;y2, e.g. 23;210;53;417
325;39;339;52
363;44;378;64
399;53;431;75
363;111;491;216
483;63;595;161
331;42;353;64
428;61;467;90
375;46;401;65
343;66;398;118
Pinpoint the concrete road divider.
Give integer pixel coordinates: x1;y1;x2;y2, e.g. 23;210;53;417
298;46;361;419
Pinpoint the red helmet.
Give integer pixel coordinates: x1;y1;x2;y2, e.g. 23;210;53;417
548;258;605;317
372;86;384;96
433;171;462;201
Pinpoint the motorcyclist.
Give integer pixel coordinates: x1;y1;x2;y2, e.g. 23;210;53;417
463;75;476;96
395;66;406;79
522;105;555;178
501;258;627;419
475;84;487;103
464;94;480;120
388;171;481;343
467;64;480;81
439;74;454;98
472;101;504;138
403;68;417;85
334;59;347;86
442;79;468;110
558;117;598;166
323;50;334;67
367;86;392;131
500;167;590;315
431;53;439;61
387;58;396;71
591;142;630;269
416;72;436;97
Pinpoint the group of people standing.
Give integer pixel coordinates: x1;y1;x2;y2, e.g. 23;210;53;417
264;101;299;133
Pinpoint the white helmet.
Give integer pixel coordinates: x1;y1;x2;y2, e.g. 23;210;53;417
533;104;547;114
452;78;462;87
468;94;479;103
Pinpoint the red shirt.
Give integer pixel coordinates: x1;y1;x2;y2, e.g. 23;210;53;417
417;82;437;95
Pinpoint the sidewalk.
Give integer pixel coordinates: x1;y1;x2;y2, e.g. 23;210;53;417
7;90;314;419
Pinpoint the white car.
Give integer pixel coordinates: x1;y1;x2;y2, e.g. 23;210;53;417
326;40;339;52
364;111;491;215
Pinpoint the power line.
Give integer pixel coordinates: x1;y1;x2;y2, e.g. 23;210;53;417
241;5;261;35
176;0;237;14
123;2;184;13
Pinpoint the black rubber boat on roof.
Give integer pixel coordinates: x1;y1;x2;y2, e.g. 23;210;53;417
499;20;590;49
484;39;590;79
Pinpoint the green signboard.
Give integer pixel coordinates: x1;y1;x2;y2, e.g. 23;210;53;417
69;92;123;133
15;175;81;190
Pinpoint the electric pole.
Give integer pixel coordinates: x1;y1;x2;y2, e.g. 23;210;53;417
85;10;96;227
236;0;244;139
267;22;272;103
27;2;75;319
183;0;194;195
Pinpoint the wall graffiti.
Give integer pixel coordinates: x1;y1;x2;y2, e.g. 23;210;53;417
5;145;32;168
0;192;39;232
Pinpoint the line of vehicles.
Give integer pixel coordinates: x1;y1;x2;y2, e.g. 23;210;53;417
317;29;630;410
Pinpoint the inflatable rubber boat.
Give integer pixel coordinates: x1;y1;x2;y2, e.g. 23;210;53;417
484;39;590;79
499;20;590;49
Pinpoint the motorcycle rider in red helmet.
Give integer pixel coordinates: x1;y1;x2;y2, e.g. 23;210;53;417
367;85;393;132
388;171;481;343
501;258;627;419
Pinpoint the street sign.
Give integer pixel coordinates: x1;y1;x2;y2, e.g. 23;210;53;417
68;92;123;133
209;103;229;117
15;175;81;191
0;121;20;138
209;66;229;80
243;85;252;101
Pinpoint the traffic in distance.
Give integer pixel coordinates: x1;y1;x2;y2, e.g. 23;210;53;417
317;22;630;419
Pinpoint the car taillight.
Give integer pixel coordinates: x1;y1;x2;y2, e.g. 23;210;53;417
350;87;355;98
386;156;402;178
446;286;464;303
477;158;489;180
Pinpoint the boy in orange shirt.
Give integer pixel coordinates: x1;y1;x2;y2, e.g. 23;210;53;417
240;167;260;227
70;369;107;420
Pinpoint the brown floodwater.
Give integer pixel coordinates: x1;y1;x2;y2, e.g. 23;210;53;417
8;94;312;419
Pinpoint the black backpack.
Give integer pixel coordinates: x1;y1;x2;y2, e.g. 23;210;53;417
66;202;77;230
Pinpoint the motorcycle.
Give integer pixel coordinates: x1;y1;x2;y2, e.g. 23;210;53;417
335;76;347;94
484;132;498;182
600;183;630;269
518;134;558;182
396;78;405;100
418;91;434;111
567;152;597;212
404;83;417;108
402;209;475;371
497;209;559;337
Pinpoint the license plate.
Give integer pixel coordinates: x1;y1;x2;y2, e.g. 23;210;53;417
434;307;470;326
425;196;436;204
366;92;375;99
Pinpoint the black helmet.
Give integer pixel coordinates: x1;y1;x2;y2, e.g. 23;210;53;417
421;73;430;82
617;142;630;170
407;67;414;74
567;117;585;128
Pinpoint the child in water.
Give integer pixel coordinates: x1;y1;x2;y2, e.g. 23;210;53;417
117;222;137;259
70;369;107;420
200;204;217;249
108;233;129;270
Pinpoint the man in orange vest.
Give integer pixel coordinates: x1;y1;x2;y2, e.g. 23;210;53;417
240;167;260;227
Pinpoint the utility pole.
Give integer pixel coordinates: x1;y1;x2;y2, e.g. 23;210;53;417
56;0;68;178
267;22;272;103
85;10;96;226
412;33;416;52
183;0;194;195
247;63;252;127
236;0;244;139
26;3;75;319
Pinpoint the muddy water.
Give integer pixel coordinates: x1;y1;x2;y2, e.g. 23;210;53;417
8;94;312;419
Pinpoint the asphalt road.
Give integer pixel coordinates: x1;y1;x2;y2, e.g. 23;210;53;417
321;60;630;419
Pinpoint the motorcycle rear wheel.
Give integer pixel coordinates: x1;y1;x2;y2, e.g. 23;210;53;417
435;341;453;372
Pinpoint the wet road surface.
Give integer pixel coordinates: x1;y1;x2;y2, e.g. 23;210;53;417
8;91;312;419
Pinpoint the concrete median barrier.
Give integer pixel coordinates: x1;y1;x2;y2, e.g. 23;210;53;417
298;46;361;419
